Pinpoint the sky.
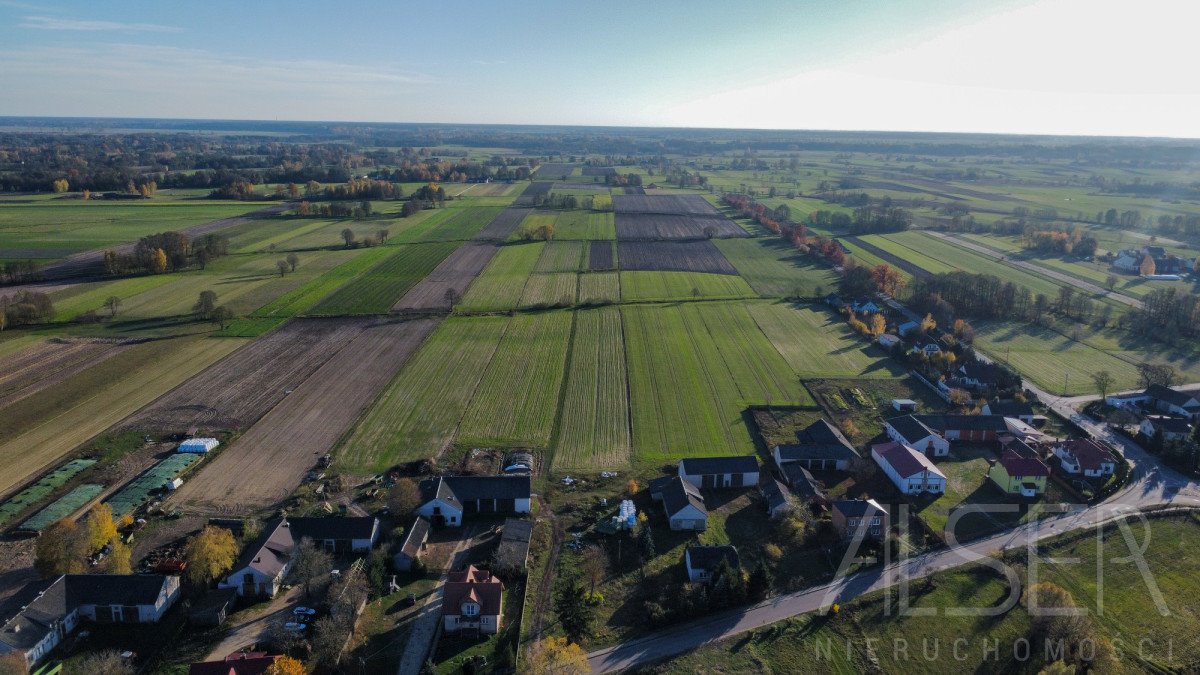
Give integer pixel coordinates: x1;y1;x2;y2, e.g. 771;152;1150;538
1;0;1198;138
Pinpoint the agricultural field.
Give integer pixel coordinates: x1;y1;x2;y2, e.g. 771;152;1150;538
553;307;632;470
533;240;586;273
0;336;244;497
308;242;459;315
0;337;135;409
171;318;438;512
623;302;814;462
716;237;840;297
0;459;95;526
587;240;616;270
748;302;906;378
413;205;505;242
457;312;573;448
551;210;616;240
457;242;543;312
615;213;747;240
616;240;738;274
393;242;500;312
535;163;577;178
337;317;510;472
121;318;371;434
619;270;757;301
578;271;620;304
473;206;531;241
613;194;721;216
972;320;1148;394
519;273;577;308
0;197;264;261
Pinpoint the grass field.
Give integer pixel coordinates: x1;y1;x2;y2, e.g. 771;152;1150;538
414;206;505;242
521;210;616;240
553;307;632;470
0;198;262;260
457;242;543;312
715;237;839;297
623;302;813;462
308;242;459;315
578;272;620;305
619;271;757;302
519;273;577;308
338;317;508;472
533;240;586;272
457;311;573;448
749;303;906;378
250;247;394;318
973;321;1144;394
0;336;244;496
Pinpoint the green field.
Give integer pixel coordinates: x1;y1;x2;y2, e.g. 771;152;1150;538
619;271;758;302
715;237;839;297
519;273;577;308
308;242;459;315
973;321;1145;394
578;272;620;305
749;303;905;378
553;307;632;470
338;317;508;471
456;242;543;312
414;205;504;242
0;198;262;260
533;240;586;272
623;302;814;462
250;247;394;319
521;210;616;240
457;312;573;448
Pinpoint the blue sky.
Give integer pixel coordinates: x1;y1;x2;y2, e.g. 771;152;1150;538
2;0;1197;137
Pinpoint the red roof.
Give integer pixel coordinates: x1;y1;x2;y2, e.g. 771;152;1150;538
872;442;945;480
1058;439;1116;471
447;565;495;584
443;565;503;617
997;448;1049;478
189;654;279;675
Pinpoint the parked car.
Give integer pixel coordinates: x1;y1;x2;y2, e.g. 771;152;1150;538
401;593;417;608
283;622;307;632
292;606;317;617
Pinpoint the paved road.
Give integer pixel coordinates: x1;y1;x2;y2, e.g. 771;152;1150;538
588;296;1197;672
925;231;1143;309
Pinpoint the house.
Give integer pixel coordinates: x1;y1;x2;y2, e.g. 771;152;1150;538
909;341;942;357
872;442;947;495
885;415;949;457
442;566;503;635
189;652;281;675
897;320;921;337
678;456;759;489
955;361;1004;391
288;516;379;554
878;333;901;349
760;478;795;519
988;445;1050;497
1144;384;1200;420
178;438;219;453
218;519;294;598
1053;439;1118;478
916;414;1011;443
1105;392;1150;409
393;517;431;572
773;419;860;471
0;574;180;669
823;293;843;307
851;299;881;315
495;518;534;573
981;400;1035;423
684;545;740;583
830;499;889;541
661;477;707;531
1139;415;1193;443
891;399;918;413
415;475;532;527
780;465;826;506
1113;249;1141;273
188;586;239;627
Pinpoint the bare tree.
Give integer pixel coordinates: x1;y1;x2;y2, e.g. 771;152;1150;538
289;537;333;598
277;260;290;277
286;253;299;271
104;296;122;318
579;545;609;595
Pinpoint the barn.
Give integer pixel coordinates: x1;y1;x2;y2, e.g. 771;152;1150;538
416;476;532;527
677;456;759;489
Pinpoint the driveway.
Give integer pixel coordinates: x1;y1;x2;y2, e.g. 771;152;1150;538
205;585;304;660
396;525;480;675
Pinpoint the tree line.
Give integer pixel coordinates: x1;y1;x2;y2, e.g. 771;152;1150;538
103;232;230;276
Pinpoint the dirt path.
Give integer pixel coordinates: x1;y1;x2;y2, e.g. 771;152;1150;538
525;502;563;643
205;586;304;660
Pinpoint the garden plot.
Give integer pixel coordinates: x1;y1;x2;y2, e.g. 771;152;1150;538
0;459;96;527
579;272;620;305
519;273;577;308
615;213;747;240
106;453;203;518
534;241;587;273
588;241;615;271
474;207;532;241
613;194;721;216
19;484;105;532
514;181;553;206
616;240;738;274
458;243;543;312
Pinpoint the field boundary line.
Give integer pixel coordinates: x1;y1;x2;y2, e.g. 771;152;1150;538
544;310;579;473
439;315;516;461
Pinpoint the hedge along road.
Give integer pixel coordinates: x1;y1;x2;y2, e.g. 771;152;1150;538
587;406;1200;673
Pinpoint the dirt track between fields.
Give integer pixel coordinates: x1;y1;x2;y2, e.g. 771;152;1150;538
169;317;439;514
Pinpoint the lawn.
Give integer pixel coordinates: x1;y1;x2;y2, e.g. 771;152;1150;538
748;303;906;378
619;271;757;302
912;446;1005;542
308;241;460;315
457;242;543;312
623;302;813;462
715;237;840;298
457;311;573;448
338;316;508;471
553;307;632;471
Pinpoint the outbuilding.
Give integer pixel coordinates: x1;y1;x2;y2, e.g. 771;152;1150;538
678;456;759;489
178;438;219;453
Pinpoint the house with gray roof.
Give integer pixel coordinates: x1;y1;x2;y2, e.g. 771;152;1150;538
393;517;431;572
773;419;860;471
678;456;759;489
661;477;707;531
1145;384;1200;420
684;545;740;583
415;475;532;527
885;415;950;456
218;519;294;598
831;499;889;541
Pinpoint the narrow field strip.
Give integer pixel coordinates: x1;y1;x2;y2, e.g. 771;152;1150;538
553;307;632;470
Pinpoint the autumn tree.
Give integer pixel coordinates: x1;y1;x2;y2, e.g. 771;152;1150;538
52;178;69;193
377;229;390;244
579;545;608;595
1140;255;1156;276
1024;582;1088;644
286;253;299;271
276;260;289;277
920;313;936;333
211;306;234;330
625;479;639;497
35;519;88;577
67;650;133;675
104;296;122;318
387;478;422;519
193;290;217;320
265;656;305;675
104;540;133;575
870;313;886;337
1104;274;1118;291
289;537;333;598
341;228;356;248
84;503;118;553
527;636;589;675
0;652;27;675
869;264;905;296
150;248;168;274
1091;370;1114;401
184;525;239;587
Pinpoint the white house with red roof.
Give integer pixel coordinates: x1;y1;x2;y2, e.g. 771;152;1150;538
1052;439;1118;478
442;565;503;635
871;442;947;495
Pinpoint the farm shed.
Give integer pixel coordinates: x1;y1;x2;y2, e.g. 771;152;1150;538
773;419;860;472
287;516;379;554
981;400;1035;423
661;477;707;531
884;415;949;457
415;475;532;527
494;518;534;573
760;478;794;520
394;517;430;572
871;442;947;495
178;438;219;453
891;399;918;413
187;586;239;627
678;456;759;489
